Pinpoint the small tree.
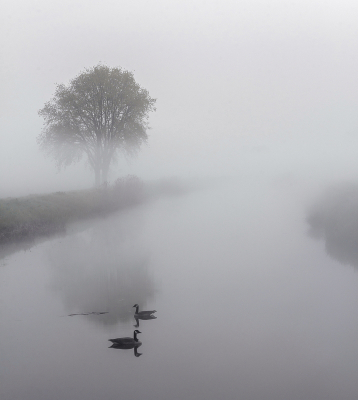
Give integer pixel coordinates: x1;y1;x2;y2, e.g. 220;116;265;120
38;64;156;186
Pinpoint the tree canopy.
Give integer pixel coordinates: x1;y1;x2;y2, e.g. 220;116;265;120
38;64;156;186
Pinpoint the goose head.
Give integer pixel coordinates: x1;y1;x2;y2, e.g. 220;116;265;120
133;329;141;340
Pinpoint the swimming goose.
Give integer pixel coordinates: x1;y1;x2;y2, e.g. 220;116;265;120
133;304;157;318
108;330;142;347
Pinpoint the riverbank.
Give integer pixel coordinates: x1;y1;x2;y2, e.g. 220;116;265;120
0;175;191;248
0;176;146;244
306;181;358;268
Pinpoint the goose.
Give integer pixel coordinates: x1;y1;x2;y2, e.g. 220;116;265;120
108;330;142;347
133;304;157;318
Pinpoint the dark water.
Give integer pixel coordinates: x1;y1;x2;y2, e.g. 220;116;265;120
1;178;358;400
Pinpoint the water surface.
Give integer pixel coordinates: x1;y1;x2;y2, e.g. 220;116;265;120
1;178;358;400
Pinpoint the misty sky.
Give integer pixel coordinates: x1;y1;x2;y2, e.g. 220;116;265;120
1;0;358;196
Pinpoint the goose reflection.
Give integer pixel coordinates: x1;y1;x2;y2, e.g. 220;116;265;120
133;304;157;327
109;343;143;357
108;330;143;357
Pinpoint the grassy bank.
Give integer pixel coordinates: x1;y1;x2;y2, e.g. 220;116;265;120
0;176;145;244
306;182;358;268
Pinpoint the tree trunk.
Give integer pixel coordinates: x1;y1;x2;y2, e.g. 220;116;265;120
102;162;110;186
94;165;101;187
100;151;112;186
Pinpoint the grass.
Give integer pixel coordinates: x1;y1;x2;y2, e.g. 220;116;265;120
306;181;358;267
0;176;145;244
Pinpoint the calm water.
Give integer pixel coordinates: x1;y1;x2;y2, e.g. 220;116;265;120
1;178;358;400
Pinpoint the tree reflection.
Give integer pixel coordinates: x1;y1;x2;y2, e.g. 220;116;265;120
307;182;358;268
46;210;156;327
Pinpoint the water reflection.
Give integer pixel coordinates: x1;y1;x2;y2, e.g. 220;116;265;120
109;343;143;357
0;233;64;261
45;210;157;327
307;182;358;268
134;314;157;328
68;311;109;316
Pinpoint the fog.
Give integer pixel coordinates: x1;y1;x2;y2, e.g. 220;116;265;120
2;1;358;399
1;0;358;196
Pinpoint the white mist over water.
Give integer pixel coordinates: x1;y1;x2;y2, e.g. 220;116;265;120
1;177;358;400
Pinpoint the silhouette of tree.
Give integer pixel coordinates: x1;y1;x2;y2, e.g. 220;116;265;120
38;64;156;186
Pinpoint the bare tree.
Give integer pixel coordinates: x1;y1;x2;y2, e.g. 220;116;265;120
38;64;156;186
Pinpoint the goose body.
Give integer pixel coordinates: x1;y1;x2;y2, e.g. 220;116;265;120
133;304;157;318
108;330;142;347
134;313;156;328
